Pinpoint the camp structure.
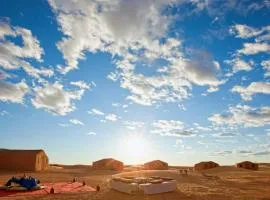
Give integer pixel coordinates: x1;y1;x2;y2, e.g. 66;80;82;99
194;161;219;171
92;158;124;171
143;160;168;170
236;161;258;170
0;149;49;171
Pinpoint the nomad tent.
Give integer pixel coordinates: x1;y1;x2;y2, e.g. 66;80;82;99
236;161;258;170
92;158;124;171
0;149;49;171
143;160;169;170
194;161;219;171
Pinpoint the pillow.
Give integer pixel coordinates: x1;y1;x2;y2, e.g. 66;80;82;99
119;178;134;183
161;177;174;181
150;176;161;179
149;179;163;184
123;176;135;179
8;186;27;191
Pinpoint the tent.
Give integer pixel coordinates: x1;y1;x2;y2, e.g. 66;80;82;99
236;161;258;170
143;160;168;170
0;149;49;171
92;158;124;171
194;161;219;171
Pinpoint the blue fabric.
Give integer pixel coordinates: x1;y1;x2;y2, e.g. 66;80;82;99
5;177;39;190
19;178;38;189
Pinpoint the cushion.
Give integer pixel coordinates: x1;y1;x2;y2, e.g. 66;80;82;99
119;178;134;183
161;177;174;181
8;186;28;191
149;179;163;184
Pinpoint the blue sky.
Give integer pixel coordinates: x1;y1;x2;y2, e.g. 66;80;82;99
0;0;270;165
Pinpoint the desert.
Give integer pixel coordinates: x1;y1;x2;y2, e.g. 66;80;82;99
1;0;270;199
1;162;270;200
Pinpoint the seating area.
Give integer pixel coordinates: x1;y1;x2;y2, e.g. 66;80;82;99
110;176;177;195
0;176;96;197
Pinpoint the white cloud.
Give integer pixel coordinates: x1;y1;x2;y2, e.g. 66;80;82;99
112;103;120;107
190;1;270;17
214;132;237;137
122;104;128;108
267;131;270;137
253;150;270;156
112;102;128;109
0;80;29;104
197;141;206;145
105;113;118;121
178;104;187;111
0;110;10;116
58;123;69;127
88;108;119;122
0;70;12;80
232;82;270;101
256;33;270;42
0;21;53;81
48;0;173;74
237;150;253;155
193;123;212;132
225;57;254;74
118;51;223;106
70;81;94;90
88;108;104;116
48;0;224;106
151;120;195;137
238;42;270;55
230;24;270;43
123;121;144;130
230;24;270;39
87;131;97;136
261;60;270;77
70;118;84;126
176;139;183;145
179;52;223;87
211;150;232;157
209;105;270;127
31;82;85;115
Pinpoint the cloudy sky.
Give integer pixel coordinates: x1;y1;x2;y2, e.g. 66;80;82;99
0;0;270;165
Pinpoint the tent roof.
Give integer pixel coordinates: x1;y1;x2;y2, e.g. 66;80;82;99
0;149;46;155
93;158;123;163
237;161;257;165
144;160;168;165
195;161;219;165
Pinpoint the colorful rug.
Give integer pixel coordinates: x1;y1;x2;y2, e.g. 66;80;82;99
0;182;96;197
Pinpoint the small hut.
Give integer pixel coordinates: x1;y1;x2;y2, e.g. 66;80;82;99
92;158;124;171
236;161;258;170
194;161;219;171
143;160;168;170
0;149;49;171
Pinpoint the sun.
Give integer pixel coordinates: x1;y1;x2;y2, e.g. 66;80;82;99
118;134;151;164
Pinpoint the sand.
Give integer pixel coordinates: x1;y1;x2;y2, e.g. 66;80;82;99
0;164;270;200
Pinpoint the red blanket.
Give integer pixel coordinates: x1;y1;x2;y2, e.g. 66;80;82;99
0;182;96;197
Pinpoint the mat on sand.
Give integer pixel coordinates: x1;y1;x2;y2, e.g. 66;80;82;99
0;182;96;197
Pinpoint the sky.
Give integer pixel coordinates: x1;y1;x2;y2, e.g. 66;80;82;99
0;0;270;166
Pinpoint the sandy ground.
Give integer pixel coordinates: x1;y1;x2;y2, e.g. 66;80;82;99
0;164;270;200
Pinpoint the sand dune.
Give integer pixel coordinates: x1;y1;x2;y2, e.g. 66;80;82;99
0;164;270;200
